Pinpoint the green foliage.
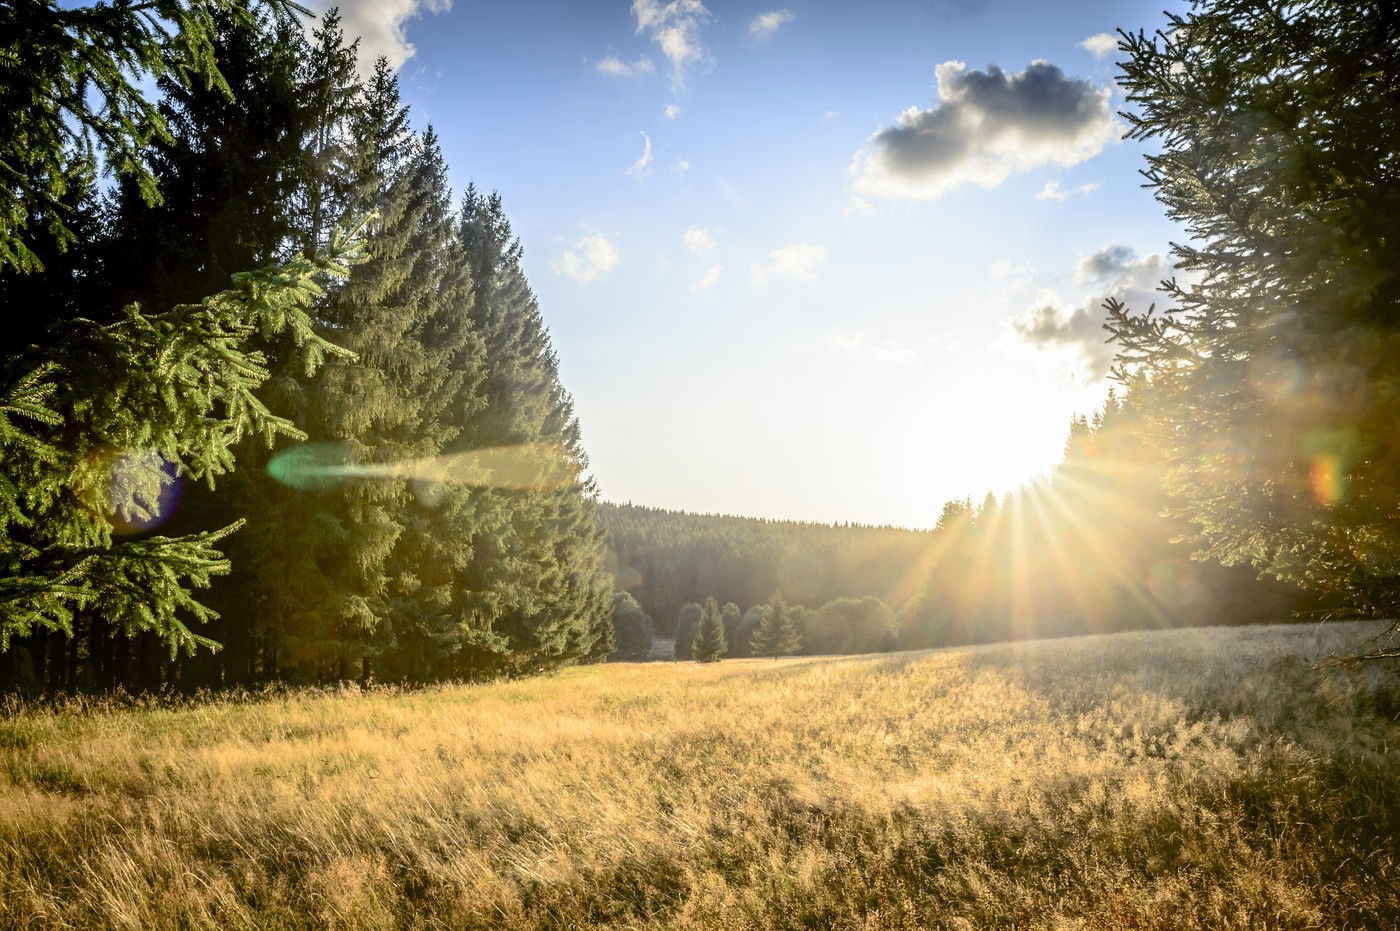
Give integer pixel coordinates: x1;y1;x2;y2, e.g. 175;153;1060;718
600;502;932;635
730;604;769;658
1107;0;1400;637
0;0;294;273
673;602;701;662
805;596;894;656
719;601;741;652
749;591;800;660
446;187;611;679
692;597;727;663
608;591;654;662
1;5;610;691
0;228;362;654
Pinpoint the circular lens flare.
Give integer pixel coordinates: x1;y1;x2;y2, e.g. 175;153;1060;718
110;450;182;535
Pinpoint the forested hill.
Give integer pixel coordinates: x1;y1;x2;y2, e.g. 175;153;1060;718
599;502;933;635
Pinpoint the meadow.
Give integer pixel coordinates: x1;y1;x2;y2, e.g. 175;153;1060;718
2;622;1397;930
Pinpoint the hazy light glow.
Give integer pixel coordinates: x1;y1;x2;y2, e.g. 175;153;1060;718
391;0;1183;527
267;443;580;492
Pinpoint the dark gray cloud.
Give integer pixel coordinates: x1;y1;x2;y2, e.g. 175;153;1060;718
1077;244;1137;281
852;60;1116;200
1011;246;1170;380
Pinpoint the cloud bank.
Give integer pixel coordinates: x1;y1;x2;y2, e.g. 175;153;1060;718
554;235;621;283
851;60;1116;200
309;0;451;73
1010;245;1170;379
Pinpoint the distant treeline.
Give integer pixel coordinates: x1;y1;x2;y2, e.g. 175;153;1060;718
600;503;931;637
604;391;1311;658
0;6;610;695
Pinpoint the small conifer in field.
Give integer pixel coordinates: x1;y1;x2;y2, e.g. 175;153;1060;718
750;591;801;660
692;596;727;663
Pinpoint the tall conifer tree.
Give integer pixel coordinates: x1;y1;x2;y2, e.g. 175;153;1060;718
449;188;611;677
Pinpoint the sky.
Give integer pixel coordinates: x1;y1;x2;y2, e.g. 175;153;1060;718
313;0;1188;529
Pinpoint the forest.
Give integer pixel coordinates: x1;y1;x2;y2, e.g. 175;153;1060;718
0;3;611;694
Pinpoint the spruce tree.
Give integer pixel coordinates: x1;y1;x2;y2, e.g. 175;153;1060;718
0;0;364;690
734;603;770;658
101;6;314;315
96;8;346;686
1108;0;1400;646
270;61;450;682
448;188;611;678
0;231;362;657
692;596;727;663
374;130;488;682
0;0;298;273
750;591;801;660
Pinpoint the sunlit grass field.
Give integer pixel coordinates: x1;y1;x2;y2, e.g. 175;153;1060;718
2;622;1398;929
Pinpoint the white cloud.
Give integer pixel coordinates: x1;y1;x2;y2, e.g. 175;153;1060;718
850;60;1117;201
632;0;712;86
597;55;656;76
827;329;867;350
553;234;621;284
986;258;1038;303
309;0;452;73
691;265;722;293
750;242;827;286
1080;32;1118;57
627;132;654;179
664;103;681;119
682;226;715;255
842;193;875;217
826;328;917;364
1009;244;1172;379
673;157;690;175
1034;179;1101;201
749;9;795;41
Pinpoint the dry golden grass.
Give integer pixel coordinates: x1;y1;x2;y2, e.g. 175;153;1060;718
2;622;1398;929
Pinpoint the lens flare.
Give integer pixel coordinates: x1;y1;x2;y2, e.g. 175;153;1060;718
266;442;580;492
1308;454;1345;507
110;450;183;535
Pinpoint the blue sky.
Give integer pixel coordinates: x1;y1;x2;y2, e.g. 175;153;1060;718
319;0;1187;528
